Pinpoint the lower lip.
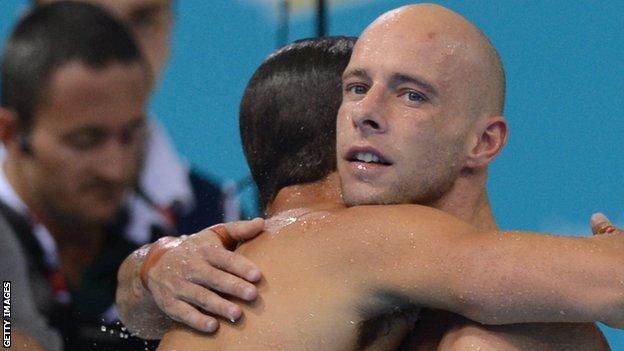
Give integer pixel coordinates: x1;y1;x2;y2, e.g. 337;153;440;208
346;161;391;176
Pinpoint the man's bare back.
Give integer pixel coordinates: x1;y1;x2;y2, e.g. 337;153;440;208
159;205;419;350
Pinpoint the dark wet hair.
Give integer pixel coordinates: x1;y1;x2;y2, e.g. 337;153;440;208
1;1;146;130
240;36;356;209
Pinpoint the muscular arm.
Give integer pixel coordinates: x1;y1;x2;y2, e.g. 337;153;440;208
339;205;624;328
431;214;615;351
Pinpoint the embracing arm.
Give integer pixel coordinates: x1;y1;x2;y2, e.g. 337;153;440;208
116;244;172;339
116;219;265;339
339;205;624;328
434;215;616;351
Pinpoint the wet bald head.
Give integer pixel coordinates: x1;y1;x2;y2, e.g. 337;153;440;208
358;3;505;117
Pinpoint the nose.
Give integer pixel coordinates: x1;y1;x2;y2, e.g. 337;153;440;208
95;140;138;184
351;86;387;135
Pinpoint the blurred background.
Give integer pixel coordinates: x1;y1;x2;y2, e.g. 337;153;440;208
1;0;622;347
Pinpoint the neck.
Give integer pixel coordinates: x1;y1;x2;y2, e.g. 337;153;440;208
266;172;345;217
431;167;498;231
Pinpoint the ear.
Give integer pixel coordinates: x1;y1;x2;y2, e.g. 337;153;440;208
464;115;508;168
0;107;19;147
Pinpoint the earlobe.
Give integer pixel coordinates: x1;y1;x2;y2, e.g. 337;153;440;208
465;115;508;168
0;107;19;147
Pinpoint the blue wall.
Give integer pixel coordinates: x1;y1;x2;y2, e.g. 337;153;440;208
1;0;622;347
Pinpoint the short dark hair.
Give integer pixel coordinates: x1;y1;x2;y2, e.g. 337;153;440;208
240;36;356;209
1;1;147;130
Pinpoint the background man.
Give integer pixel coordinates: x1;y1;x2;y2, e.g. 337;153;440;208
34;0;233;243
0;2;153;349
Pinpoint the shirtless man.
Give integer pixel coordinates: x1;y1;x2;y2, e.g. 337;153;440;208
153;13;623;350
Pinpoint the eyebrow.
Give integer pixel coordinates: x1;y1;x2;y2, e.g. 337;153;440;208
342;68;370;82
61;115;146;138
391;73;438;98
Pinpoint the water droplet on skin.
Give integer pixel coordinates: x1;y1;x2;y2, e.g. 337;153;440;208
100;326;107;332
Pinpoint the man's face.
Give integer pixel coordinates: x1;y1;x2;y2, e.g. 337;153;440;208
43;0;173;79
337;16;479;206
22;61;149;225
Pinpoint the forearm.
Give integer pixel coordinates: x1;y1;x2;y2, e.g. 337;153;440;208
339;205;624;327
116;244;172;339
452;231;624;327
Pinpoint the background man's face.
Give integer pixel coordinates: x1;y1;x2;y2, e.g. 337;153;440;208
43;0;173;79
337;17;478;206
22;61;149;225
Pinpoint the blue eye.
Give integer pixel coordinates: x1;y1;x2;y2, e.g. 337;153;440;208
348;85;368;95
407;91;426;102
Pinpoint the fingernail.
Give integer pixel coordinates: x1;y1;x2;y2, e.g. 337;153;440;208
243;286;257;300
228;306;241;321
206;319;218;332
248;268;261;281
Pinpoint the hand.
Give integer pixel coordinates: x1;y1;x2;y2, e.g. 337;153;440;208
590;213;621;235
144;218;264;332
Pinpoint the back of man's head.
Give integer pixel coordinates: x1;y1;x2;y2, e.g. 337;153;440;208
1;0;147;131
240;36;356;209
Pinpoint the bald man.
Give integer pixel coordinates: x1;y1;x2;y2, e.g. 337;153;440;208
155;31;622;351
337;4;609;349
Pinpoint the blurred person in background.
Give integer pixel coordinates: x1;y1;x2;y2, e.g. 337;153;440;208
1;2;163;349
34;0;236;243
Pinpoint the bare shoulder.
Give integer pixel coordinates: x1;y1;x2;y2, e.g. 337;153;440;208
157;323;213;351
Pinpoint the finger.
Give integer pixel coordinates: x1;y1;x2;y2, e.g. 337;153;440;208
203;246;262;282
187;262;258;301
590;213;618;235
175;281;243;322
166;299;220;333
223;218;265;241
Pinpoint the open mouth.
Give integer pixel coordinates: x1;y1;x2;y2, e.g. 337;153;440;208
345;147;392;166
